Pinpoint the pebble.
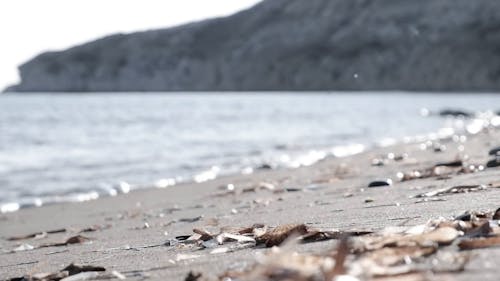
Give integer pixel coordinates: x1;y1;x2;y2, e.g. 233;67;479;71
489;146;500;156
486;158;500;168
368;179;393;187
439;109;472;118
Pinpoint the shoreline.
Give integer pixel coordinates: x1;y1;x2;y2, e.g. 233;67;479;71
4;110;495;215
1;125;500;280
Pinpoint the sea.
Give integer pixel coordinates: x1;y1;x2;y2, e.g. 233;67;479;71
1;92;499;212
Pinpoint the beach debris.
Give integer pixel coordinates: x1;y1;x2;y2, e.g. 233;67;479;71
432;143;447;152
11;243;35;252
364;245;437;267
6;236;90;253
185;271;203;281
458;236;500;250
414;184;488;198
493;207;500;220
195;207;500;280
435;159;463;168
7;263;105;281
6;224;110;242
0;261;39;268
192;228;215;241
165;216;204;226
368;179;392;188
179;216;203;223
396;159;485;182
173;223;373;255
111;271;126;280
256;224;309;247
371;158;386;166
7;228;66;241
415;197;447;204
217;233;256;245
214;223;462;280
463;221;492;238
486;158;500;168
39;235;91;248
59;272;99;281
75;224;111;233
438;109;472;118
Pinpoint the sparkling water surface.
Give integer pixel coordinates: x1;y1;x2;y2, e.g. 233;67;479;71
1;92;499;211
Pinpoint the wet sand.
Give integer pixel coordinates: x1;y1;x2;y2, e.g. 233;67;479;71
1;128;500;280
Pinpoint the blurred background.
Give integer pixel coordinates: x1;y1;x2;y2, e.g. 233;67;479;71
0;0;260;89
1;0;500;212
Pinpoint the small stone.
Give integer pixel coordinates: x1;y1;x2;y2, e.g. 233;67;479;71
493;208;500;220
368;179;393;187
489;146;500;156
486;158;500;168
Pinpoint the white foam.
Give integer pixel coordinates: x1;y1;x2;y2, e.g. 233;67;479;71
154;178;176;188
194;166;220;183
1;202;20;213
331;144;365;157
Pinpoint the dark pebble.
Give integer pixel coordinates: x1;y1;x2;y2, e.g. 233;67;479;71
284;187;302;192
489;146;500;156
257;163;274;170
486;158;500;168
175;235;191;241
493;208;500;220
435;160;463;168
454;212;472;221
368;179;393;187
439;109;472;118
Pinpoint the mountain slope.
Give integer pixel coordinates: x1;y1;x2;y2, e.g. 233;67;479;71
7;0;500;92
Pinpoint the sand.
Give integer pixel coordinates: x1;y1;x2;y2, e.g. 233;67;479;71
1;128;500;280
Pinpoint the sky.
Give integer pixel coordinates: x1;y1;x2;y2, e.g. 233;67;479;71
0;0;261;90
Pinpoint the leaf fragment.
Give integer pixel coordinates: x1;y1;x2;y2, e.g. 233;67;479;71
257;224;308;247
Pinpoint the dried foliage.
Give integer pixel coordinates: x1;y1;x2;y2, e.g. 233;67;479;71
8;263;105;281
185;207;500;281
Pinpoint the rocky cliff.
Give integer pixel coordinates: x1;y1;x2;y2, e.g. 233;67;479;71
6;0;500;92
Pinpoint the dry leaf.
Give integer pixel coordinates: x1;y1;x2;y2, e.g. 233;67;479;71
365;227;460;250
39;235;91;248
371;273;428;281
8;263;105;281
193;228;214;241
216;233;256;245
7;229;66;241
414;185;486;198
435;160;463;168
184;271;202;281
367;246;436;266
302;229;372;243
60;272;99;281
458;236;500;250
324;236;350;280
463;221;492;238
493;207;500;220
257;224;308;247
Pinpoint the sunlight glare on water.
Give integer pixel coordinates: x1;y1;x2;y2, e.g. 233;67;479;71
1;92;500;211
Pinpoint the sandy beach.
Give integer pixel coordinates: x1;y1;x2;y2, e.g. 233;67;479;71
2;127;500;280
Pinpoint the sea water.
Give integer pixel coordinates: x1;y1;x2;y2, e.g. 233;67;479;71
1;92;499;212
